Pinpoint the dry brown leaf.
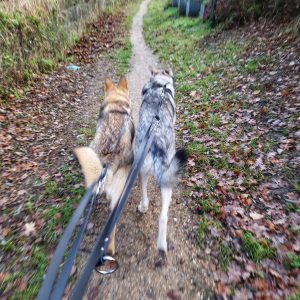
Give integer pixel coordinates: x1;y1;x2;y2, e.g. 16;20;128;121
250;212;264;220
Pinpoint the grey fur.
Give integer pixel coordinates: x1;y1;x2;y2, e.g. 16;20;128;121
135;70;187;254
135;71;185;187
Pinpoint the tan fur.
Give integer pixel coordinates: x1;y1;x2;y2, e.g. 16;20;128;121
74;76;134;255
74;147;102;187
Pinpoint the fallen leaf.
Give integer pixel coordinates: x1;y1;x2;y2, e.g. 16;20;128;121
17;189;27;196
250;212;264;220
269;269;282;279
24;222;36;236
18;278;27;291
253;278;267;290
167;289;180;300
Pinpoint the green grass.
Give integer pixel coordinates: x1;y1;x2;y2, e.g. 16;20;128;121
79;127;95;139
197;218;209;243
241;232;275;263
198;196;219;215
44;179;59;196
288;292;300;300
289;226;300;236
285;203;300;214
0;10;73;100
219;242;233;271
144;3;213;85
113;0;142;76
114;37;132;75
208;114;222;127
187;142;207;156
245;58;259;73
0;246;48;300
0;165;85;299
283;253;300;270
206;173;218;190
293;181;300;194
145;0;298;297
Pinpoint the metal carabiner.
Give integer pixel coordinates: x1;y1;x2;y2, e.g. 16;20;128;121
95;256;119;275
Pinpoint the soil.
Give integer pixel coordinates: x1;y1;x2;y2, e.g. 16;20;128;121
82;1;214;299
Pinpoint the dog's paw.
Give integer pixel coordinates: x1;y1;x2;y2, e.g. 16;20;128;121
138;203;148;213
155;250;167;268
157;238;168;253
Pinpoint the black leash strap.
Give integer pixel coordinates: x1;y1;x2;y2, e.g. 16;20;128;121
37;169;107;300
69;117;159;300
37;114;129;299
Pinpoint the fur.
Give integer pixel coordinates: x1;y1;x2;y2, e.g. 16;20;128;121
135;69;187;255
74;76;134;255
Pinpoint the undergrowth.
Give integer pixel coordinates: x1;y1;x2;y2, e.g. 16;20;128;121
0;1;140;298
0;0;125;103
144;0;299;297
113;0;142;75
241;232;275;263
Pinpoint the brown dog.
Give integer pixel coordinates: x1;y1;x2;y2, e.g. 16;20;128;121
75;76;134;255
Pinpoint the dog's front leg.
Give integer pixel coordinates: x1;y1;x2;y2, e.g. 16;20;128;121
138;171;149;213
157;186;172;254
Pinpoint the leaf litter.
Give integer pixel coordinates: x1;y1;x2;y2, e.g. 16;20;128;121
0;11;124;299
177;21;300;299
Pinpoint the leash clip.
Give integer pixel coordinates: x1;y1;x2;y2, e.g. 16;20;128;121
95;168;107;196
95;256;119;275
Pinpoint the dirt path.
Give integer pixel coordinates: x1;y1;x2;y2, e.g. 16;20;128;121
127;0;158;123
84;1;213;299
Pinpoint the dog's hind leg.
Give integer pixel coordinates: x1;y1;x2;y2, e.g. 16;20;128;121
157;186;172;253
105;167;130;256
138;170;149;213
107;227;116;256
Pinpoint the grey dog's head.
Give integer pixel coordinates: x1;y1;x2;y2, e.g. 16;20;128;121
149;67;175;97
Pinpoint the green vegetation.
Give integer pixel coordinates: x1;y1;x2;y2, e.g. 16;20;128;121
113;0;142;75
42;166;85;244
13;246;49;300
197;218;209;243
219;242;233;271
0;0;125;102
288;292;300;300
284;253;300;270
144;5;213;88
0;246;48;300
0;164;85;298
187;142;207;156
285;203;300;214
1;1;141;297
115;38;132;75
145;0;298;297
79;127;95;139
198;196;219;215
0;8;74;100
293;181;300;194
241;232;275;263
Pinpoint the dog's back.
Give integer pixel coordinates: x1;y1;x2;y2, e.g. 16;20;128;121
135;71;186;187
90;77;134;172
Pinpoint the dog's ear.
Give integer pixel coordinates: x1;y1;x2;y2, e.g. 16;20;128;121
117;76;128;92
149;66;159;77
104;77;114;93
164;67;173;77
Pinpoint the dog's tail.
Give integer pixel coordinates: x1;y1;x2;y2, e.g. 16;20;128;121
74;147;103;187
160;149;188;187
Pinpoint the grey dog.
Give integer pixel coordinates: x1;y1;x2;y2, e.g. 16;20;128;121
135;69;187;257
